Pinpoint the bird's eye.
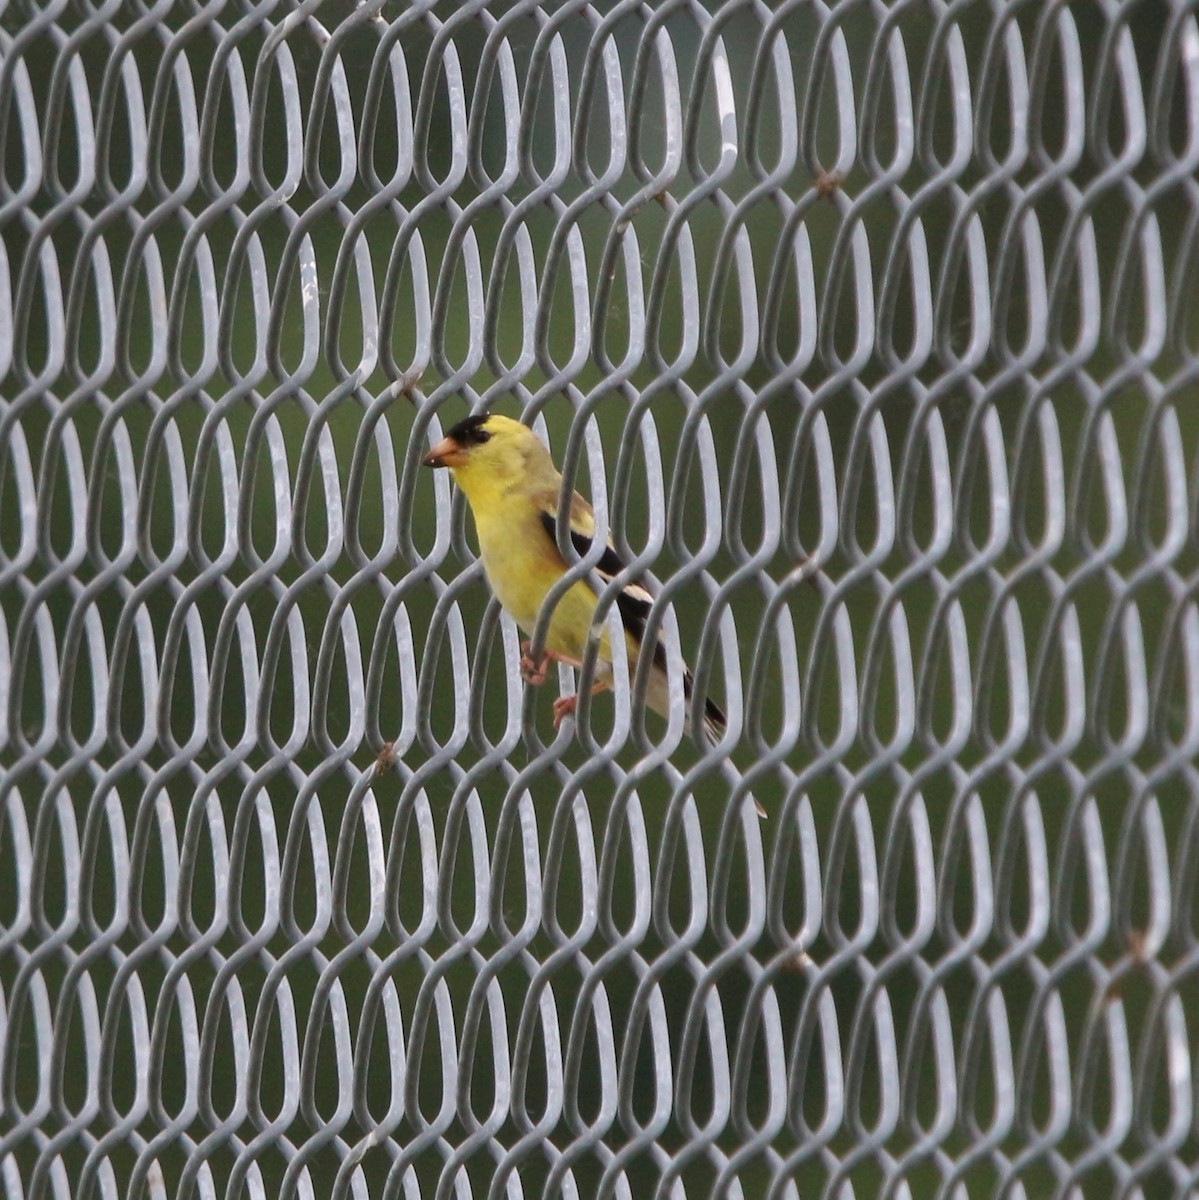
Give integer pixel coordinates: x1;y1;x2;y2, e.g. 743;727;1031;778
475;430;491;444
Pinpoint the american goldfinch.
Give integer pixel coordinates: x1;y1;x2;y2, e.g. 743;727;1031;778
422;412;729;744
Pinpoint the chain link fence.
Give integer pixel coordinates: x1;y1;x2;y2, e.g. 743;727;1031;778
2;1;1198;1197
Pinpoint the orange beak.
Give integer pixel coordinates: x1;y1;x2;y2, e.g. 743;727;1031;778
422;436;466;468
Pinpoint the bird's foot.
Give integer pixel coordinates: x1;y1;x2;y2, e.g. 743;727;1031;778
520;641;550;685
552;680;609;729
552;694;578;728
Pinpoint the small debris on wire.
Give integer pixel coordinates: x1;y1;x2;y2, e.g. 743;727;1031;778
779;950;814;973
814;169;845;198
1103;929;1151;1003
374;741;397;777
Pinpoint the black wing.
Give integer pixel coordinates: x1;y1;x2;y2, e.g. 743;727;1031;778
537;512;727;732
538;512;655;648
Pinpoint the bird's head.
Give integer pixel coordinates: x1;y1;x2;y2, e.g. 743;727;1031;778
422;412;555;499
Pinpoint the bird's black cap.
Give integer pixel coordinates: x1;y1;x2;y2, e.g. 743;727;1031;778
445;413;492;445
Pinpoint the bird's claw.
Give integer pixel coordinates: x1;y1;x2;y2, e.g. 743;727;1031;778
520;641;550;685
552;694;578;728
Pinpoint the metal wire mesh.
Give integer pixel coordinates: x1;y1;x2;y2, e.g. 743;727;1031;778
2;1;1199;1197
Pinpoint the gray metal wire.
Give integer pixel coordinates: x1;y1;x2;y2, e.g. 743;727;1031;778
2;1;1198;1197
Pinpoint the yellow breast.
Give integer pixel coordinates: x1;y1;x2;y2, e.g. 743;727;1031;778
473;507;605;665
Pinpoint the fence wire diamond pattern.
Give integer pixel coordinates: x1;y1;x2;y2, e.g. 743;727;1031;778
2;2;1199;1198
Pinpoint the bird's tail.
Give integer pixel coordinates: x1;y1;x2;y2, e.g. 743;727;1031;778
701;695;727;746
696;691;766;818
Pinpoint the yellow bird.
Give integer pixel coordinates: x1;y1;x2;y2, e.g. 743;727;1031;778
422;412;729;743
